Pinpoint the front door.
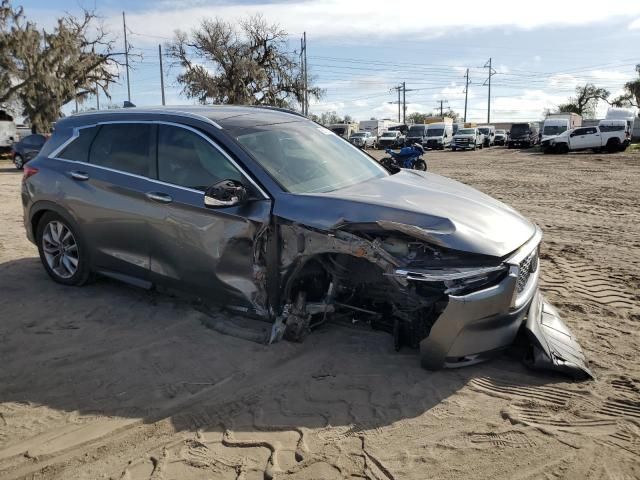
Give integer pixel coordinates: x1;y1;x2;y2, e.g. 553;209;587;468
146;123;271;313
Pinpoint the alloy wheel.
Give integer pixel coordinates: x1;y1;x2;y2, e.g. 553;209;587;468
42;220;79;279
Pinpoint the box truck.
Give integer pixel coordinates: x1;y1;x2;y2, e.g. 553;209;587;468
541;113;582;141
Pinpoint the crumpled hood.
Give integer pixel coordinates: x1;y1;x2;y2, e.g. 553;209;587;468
274;169;536;258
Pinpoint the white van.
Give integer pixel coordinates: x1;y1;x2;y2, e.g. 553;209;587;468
425;122;453;149
477;125;496;147
0;111;17;153
604;108;636;147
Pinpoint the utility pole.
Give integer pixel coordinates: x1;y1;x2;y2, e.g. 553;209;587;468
95;82;100;110
484;58;495;124
464;68;469;122
303;32;308;116
74;96;78;113
391;85;401;122
402;81;406;124
158;44;165;106
122;11;131;103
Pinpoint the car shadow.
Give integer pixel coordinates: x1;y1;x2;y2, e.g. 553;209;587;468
0;256;575;474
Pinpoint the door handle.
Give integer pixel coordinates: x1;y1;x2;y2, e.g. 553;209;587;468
70;171;89;181
146;192;173;204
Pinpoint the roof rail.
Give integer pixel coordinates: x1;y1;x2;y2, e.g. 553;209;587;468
250;105;307;119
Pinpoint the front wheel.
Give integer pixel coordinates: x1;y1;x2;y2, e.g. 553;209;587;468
14;154;24;169
414;159;427;171
36;212;91;286
451;147;457;152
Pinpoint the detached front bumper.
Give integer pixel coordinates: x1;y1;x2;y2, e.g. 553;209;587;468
410;228;592;378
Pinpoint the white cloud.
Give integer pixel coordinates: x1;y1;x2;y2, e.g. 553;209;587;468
105;0;640;44
629;17;640;29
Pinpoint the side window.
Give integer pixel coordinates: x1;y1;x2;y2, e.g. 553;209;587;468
157;124;243;191
573;128;586;136
586;127;597;135
89;124;155;177
58;126;99;162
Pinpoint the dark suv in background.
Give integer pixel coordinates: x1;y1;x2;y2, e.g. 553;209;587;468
20;106;591;377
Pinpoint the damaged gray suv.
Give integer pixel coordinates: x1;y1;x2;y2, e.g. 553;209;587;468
22;106;591;378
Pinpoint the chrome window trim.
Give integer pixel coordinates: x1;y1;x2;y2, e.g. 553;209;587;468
49;120;269;200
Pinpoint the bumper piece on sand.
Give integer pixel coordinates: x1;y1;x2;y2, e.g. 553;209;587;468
524;292;593;379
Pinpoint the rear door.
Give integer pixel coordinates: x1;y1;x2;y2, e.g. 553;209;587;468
57;122;156;283
146;123;271;311
570;127;590;149
580;127;601;148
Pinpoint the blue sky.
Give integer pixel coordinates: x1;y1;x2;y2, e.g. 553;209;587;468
21;0;640;122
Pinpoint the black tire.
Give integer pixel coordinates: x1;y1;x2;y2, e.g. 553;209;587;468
606;139;620;153
36;212;91;286
414;159;427;171
451;147;457;152
14;154;24;170
556;143;569;154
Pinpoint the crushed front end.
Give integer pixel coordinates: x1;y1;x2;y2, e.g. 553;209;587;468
273;221;592;380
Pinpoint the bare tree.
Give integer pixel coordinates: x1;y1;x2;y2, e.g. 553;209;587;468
166;15;321;109
0;1;121;131
611;64;640;110
557;83;610;118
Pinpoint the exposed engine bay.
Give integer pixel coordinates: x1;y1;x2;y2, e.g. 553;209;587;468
266;221;592;380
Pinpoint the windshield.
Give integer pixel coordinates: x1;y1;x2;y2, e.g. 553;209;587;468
381;131;396;137
457;128;475;135
495;130;505;134
350;133;366;137
407;126;426;136
330;127;346;135
232;121;388;194
511;124;530;136
543;125;567;136
478;128;490;134
427;128;444;137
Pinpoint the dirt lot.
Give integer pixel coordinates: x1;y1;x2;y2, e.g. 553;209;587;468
1;147;639;480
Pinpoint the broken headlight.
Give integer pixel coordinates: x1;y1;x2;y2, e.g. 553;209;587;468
393;265;508;295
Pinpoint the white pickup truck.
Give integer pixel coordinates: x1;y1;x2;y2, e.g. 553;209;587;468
540;125;626;154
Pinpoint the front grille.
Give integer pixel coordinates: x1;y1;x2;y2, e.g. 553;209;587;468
517;249;538;293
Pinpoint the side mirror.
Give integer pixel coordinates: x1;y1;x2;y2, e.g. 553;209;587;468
204;179;248;208
569;133;575;138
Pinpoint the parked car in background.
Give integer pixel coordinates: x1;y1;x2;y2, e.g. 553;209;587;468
21;105;591;378
477;125;496;147
404;124;429;147
598;119;629;150
541;125;626;154
12;133;47;169
494;129;508;146
604;108;635;143
359;119;400;142
0;111;17;154
508;122;539;148
377;130;405;148
541;113;581;142
349;131;376;149
328;122;359;140
451;127;484;151
425;122;453;149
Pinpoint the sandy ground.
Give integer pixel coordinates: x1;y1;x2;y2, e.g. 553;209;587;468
0;147;639;480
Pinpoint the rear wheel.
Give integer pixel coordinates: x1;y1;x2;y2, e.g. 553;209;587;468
36;212;91;286
606;138;620;153
14;154;24;170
